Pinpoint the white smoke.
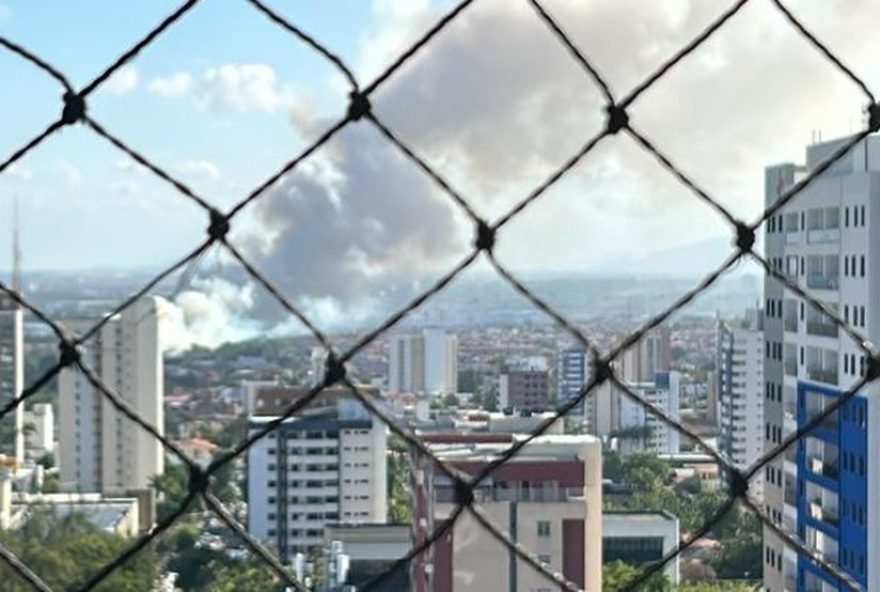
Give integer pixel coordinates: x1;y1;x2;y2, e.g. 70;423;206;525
157;277;263;352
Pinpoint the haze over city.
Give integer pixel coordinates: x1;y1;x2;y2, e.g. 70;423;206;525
1;1;879;591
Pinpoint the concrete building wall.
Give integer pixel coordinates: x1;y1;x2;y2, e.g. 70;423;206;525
248;406;387;562
59;297;164;493
717;316;765;498
388;330;457;396
763;135;880;592
23;403;54;458
415;435;602;592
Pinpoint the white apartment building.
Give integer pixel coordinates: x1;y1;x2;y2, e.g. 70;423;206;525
0;293;24;466
387;328;457;396
614;371;682;456
59;296;164;493
717;311;765;499
763;135;880;592
23;402;54;459
247;397;387;561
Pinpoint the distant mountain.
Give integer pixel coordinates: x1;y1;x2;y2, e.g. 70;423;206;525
594;234;762;278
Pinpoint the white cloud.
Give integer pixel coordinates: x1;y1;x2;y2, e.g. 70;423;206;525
148;71;195;98
148;64;283;113
103;65;139;96
5;164;32;180
55;160;83;187
176;159;221;180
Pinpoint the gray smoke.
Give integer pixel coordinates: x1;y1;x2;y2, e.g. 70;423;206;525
238;123;468;327
177;0;880;338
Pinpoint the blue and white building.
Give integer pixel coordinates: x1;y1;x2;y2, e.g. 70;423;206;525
247;395;388;561
763;135;880;592
557;347;590;420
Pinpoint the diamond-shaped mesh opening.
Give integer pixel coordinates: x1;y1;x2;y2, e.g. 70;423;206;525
1;0;878;590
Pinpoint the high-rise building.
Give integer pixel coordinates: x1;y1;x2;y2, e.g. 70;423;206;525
247;393;388;561
499;357;552;412
59;297;164;493
557;346;591;419
620;326;672;383
612;371;682;456
387;329;457;396
0;294;24;466
558;327;671;428
763;135;880;591
717;311;764;499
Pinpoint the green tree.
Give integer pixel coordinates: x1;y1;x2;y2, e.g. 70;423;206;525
210;563;280;592
36;452;55;469
387;436;412;523
151;463;200;521
442;393;459;408
0;510;157;591
602;561;671;591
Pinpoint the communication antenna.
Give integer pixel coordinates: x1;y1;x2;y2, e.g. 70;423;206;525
12;195;21;294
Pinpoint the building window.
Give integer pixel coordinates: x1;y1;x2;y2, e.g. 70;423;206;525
537;521;551;537
538;554;551;565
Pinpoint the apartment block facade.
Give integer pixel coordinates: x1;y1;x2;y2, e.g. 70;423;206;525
247;398;387;561
411;434;602;592
59;296;164;493
763;135;880;592
717;312;765;498
388;329;458;396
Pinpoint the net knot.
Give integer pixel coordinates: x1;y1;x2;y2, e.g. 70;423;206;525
868;103;880;133
324;353;346;386
61;92;87;125
58;340;81;368
474;219;495;252
605;104;629;134
865;354;880;382
591;357;613;385
347;91;372;121
734;222;755;253
727;468;749;498
454;478;474;507
188;466;210;494
207;209;230;241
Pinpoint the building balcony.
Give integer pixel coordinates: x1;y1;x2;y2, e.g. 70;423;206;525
808;500;839;527
807;367;838;385
784;360;798;377
807;321;838;338
784;231;800;245
807;228;841;244
785;485;798;507
807;274;839;291
784;316;798;332
807;456;838;480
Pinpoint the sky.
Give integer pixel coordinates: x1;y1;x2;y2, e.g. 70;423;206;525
1;0;879;337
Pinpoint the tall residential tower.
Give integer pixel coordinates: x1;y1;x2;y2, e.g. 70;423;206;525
59;297;164;493
387;328;457;396
763;135;880;591
717;310;765;498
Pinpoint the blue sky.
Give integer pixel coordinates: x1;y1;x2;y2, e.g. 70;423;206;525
0;0;379;270
1;0;878;290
